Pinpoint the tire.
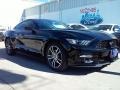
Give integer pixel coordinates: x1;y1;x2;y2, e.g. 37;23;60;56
45;43;68;71
5;39;16;55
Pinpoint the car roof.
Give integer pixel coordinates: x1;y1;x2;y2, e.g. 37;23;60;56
24;19;59;22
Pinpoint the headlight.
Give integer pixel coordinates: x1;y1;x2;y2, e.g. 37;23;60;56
66;39;78;45
66;39;91;46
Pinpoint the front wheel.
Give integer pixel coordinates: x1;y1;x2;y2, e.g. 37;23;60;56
45;43;68;71
5;39;16;55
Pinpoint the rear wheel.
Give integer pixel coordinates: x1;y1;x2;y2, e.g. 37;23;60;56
5;39;16;55
45;43;68;71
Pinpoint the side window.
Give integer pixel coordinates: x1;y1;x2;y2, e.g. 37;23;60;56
24;21;38;30
14;21;27;30
40;24;50;30
38;21;51;30
14;20;38;31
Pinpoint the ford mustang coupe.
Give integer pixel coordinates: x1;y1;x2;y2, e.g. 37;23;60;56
4;19;118;71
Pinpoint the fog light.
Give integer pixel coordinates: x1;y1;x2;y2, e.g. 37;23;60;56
79;55;93;58
84;59;93;64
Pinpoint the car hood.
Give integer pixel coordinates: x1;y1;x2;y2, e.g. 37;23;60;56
54;29;117;40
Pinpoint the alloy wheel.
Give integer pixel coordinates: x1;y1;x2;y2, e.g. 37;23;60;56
47;45;63;69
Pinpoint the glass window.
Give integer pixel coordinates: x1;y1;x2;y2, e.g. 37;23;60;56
14;21;27;30
25;21;38;30
36;20;69;30
39;23;51;30
36;21;51;30
14;20;38;31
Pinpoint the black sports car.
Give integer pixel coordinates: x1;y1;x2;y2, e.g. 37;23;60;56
4;19;119;71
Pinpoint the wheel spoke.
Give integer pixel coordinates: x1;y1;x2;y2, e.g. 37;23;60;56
57;58;62;62
55;48;59;53
56;48;61;55
47;55;53;60
49;46;55;54
51;60;56;68
55;59;62;66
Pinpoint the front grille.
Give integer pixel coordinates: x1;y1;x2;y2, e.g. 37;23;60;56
96;39;118;49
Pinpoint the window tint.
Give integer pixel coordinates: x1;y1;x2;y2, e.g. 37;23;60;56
51;21;68;29
14;20;38;31
38;23;51;30
14;21;27;30
37;20;68;30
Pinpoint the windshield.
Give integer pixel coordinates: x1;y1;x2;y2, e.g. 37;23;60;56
37;20;69;30
51;21;69;30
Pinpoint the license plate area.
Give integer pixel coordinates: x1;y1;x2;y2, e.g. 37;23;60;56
110;49;118;58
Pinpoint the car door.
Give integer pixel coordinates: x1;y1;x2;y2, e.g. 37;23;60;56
28;20;51;54
22;20;44;53
14;20;28;49
14;20;50;54
14;20;38;52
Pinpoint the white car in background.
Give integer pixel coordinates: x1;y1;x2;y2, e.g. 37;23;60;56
90;24;120;49
93;24;120;33
68;23;88;30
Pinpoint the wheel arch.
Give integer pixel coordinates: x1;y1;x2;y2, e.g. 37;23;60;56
43;39;71;56
4;31;15;42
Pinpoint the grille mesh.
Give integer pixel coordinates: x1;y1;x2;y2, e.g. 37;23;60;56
96;39;118;48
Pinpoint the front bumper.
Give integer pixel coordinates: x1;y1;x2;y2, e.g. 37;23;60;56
74;62;110;68
68;47;118;67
